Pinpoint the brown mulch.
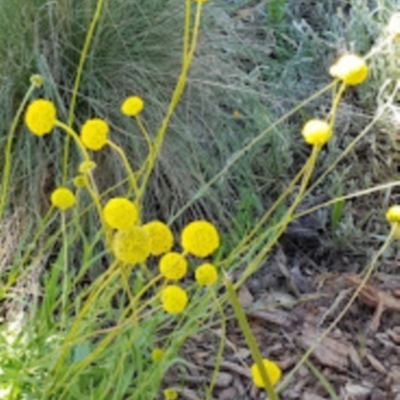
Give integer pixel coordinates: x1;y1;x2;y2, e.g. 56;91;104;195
162;246;400;400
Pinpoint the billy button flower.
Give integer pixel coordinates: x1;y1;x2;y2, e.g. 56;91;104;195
78;160;97;174
72;175;86;189
143;221;174;256
161;285;188;314
121;96;144;117
250;358;282;388
24;99;56;136
159;252;187;281
195;263;217;286
112;226;151;264
80;118;109;151
163;389;177;400
50;187;76;210
151;348;164;363
181;220;220;258
103;197;138;231
301;119;332;147
386;205;400;239
329;54;368;86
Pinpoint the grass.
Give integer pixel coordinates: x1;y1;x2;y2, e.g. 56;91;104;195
0;0;399;399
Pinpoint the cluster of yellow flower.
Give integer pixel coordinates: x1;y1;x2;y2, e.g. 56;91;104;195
24;91;221;316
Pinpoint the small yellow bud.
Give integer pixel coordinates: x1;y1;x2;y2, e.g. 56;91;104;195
329;54;368;86
30;74;43;88
121;96;144;117
72;175;86;189
301;119;332;146
78;160;97;174
50;187;76;210
250;359;281;388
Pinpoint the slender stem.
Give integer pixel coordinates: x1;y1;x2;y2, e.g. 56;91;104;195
135;115;153;156
55;120;90;162
0;83;36;219
138;0;200;199
106;140;139;204
62;0;104;184
61;212;68;329
225;276;279;400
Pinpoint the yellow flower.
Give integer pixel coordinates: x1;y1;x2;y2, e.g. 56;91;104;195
161;285;188;314
329;54;368;86
72;175;86;189
121;96;144;116
250;359;282;388
112;226;150;264
159;252;187;280
386;205;400;239
103;198;138;231
163;389;177;400
386;205;400;223
301;119;332;146
181;220;220;258
24;99;56;136
78;160;97;174
143;221;174;256
50;187;76;210
195;263;217;286
30;74;43;88
80;119;109;151
193;0;211;2
151;348;164;362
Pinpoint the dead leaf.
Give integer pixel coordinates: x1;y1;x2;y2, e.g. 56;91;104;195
345;275;400;332
365;352;387;374
296;324;358;371
238;284;253;308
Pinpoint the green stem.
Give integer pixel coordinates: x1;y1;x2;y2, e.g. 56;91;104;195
138;0;201;199
0;83;36;219
225;276;279;400
62;0;104;183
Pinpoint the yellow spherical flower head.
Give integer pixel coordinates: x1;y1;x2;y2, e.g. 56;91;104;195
181;220;220;258
159;252;187;281
24;99;56;136
386;205;400;239
50;187;76;210
195;263;217;286
112;226;150;264
386;205;400;223
72;175;86;189
251;359;282;388
78;160;97;174
143;221;174;256
103;197;138;231
121;96;144;117
151;348;164;362
163;389;177;400
30;74;43;88
329;54;368;86
80;118;109;151
161;285;188;314
302;119;332;146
